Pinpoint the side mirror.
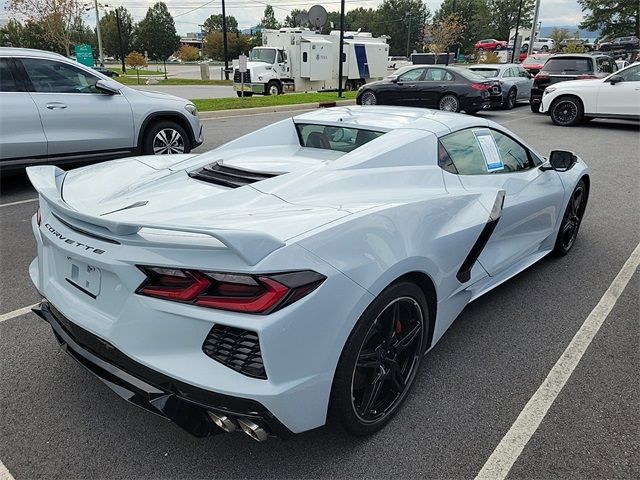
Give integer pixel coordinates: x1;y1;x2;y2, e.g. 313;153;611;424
546;150;577;171
95;79;120;95
391;77;399;83
608;74;624;84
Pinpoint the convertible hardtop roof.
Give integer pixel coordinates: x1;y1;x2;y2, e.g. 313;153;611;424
293;106;483;135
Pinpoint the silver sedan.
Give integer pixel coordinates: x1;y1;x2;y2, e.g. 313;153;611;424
467;63;533;109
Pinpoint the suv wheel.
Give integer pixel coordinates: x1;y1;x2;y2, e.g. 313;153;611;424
550;97;583;126
143;120;191;155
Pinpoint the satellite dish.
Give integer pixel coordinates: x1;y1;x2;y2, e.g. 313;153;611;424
308;5;328;29
294;12;309;27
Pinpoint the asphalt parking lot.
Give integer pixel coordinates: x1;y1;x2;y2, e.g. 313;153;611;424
1;106;638;479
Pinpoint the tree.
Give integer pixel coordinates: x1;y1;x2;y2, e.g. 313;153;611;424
177;44;200;61
99;8;135;60
0;19;25;47
377;0;430;55
346;7;381;33
261;5;280;29
550;27;570;48
485;0;535;40
204;31;251;61
7;0;87;56
135;2;180;62
578;0;639;38
203;14;238;34
126;51;147;84
433;0;491;53
283;9;309;28
424;13;465;62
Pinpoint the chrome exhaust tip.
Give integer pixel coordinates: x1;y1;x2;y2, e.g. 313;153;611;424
237;418;269;442
207;411;236;433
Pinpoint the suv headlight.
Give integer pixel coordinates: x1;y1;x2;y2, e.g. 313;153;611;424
544;87;556;94
184;104;198;116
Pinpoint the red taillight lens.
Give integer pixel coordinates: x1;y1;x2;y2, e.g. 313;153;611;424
136;267;326;314
470;83;489;91
534;73;550;80
35;207;41;226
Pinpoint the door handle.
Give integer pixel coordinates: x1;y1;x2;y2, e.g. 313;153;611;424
46;102;67;110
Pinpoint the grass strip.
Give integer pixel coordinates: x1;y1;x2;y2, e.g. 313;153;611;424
193;91;357;112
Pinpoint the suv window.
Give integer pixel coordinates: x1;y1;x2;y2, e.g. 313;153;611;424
619;64;640;81
596;56;614;73
439;128;533;175
541;57;593;74
399;68;426;81
0;58;20;92
21;58;100;93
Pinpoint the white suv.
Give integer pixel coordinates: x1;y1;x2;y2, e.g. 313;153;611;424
540;63;640;125
0;48;204;172
522;37;554;52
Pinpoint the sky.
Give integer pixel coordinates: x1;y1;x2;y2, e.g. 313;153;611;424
1;0;586;36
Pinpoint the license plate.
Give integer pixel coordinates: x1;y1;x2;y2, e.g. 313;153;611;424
66;258;101;298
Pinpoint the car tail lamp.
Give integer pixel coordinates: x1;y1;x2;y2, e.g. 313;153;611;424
534;72;550;81
136;266;326;314
470;83;490;91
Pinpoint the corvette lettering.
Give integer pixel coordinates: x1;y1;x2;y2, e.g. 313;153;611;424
44;223;105;255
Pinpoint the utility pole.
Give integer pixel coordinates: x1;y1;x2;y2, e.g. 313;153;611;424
528;0;542;56
198;24;205;60
405;12;412;58
221;0;229;80
511;0;524;63
115;8;126;73
93;0;104;66
337;0;345;97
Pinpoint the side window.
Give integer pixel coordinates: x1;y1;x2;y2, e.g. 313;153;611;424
426;68;453;81
519;67;530;78
0;58;20;92
439;128;533;175
597;57;613;74
399;68;425;81
619;64;640;81
21;58;100;94
277;50;284;63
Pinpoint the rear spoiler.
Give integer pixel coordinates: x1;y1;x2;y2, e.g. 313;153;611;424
26;166;285;266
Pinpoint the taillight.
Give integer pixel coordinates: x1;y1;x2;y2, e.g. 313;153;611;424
534;73;550;81
35;207;41;226
136;266;326;314
470;83;489;91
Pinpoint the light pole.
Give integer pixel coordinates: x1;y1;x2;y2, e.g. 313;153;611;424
405;12;412;57
221;0;229;80
337;0;345;97
528;0;542;56
511;0;524;63
93;0;104;66
198;24;205;60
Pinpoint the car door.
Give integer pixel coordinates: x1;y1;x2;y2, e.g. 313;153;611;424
596;64;640;116
18;57;134;159
439;127;565;276
0;57;48;167
419;68;455;107
391;67;427;106
514;66;532;99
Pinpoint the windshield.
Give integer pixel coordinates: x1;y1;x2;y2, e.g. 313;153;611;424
469;68;500;78
541;58;593;74
296;124;385;153
249;48;276;64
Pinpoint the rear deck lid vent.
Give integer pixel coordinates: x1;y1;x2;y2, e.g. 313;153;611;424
188;162;279;188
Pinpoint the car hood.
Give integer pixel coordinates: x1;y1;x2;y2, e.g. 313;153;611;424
550;78;603;89
130;88;190;104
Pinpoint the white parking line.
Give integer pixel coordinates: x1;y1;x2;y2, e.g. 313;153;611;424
0;460;15;480
0;304;38;323
0;198;38;208
475;241;640;480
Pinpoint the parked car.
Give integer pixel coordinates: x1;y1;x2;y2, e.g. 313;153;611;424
467;63;532;109
558;38;594;52
540;62;640;125
92;66;119;77
530;53;618;112
522;53;552;75
356;65;503;113
522;37;554;52
387;56;410;69
599;36;639;52
0;48;203;172
28;105;590;439
474;39;507;51
615;59;630;69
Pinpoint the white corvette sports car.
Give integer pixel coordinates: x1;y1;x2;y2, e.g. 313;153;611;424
28;106;589;441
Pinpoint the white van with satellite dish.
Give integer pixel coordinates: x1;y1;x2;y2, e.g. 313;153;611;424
233;27;389;96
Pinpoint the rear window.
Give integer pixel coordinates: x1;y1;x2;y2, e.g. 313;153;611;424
296;124;385;153
454;68;486;81
541;58;593;74
523;56;548;64
469;68;500;78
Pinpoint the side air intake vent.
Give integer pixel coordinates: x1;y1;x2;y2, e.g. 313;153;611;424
189;162;279;188
202;324;267;379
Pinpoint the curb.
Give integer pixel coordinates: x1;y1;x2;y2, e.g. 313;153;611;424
198;99;356;119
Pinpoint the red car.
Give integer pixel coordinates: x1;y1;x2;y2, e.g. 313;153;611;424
474;39;508;51
521;53;552;75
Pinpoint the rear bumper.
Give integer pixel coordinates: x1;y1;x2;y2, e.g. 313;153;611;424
33;299;293;439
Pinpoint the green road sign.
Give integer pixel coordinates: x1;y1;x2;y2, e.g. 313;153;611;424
74;44;94;67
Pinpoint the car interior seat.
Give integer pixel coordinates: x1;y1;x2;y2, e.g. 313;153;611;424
306;131;332;149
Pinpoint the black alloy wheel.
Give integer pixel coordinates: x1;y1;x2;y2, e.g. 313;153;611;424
550;97;583;126
553;179;588;256
330;281;428;435
504;88;517;109
360;90;377;105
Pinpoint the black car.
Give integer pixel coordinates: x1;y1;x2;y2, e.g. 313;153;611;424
599;36;639;52
92;66;119;77
356;66;503;114
530;54;617;112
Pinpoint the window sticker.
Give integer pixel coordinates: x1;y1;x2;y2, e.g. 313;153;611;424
474;129;504;172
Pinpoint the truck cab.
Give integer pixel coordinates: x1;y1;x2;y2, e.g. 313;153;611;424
233;47;291;96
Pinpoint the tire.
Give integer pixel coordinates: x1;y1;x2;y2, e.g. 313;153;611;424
142;120;191;155
360;90;377;105
265;80;281;96
236;91;253;97
345;80;355;91
438;94;460;112
503;88;517;110
329;281;429;436
553;179;588;256
550;96;583;126
530;102;540;113
541;45;549;52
